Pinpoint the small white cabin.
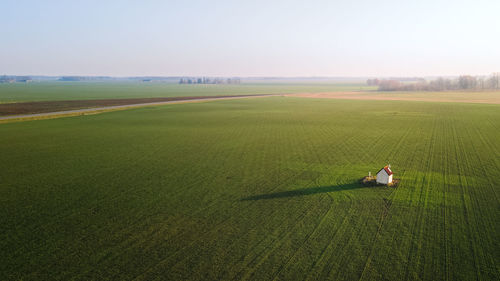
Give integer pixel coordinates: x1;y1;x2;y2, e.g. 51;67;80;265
376;165;393;185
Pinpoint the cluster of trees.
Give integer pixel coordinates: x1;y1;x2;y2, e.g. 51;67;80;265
369;73;500;91
0;76;15;83
58;76;114;81
0;75;32;83
366;78;380;86
179;77;241;84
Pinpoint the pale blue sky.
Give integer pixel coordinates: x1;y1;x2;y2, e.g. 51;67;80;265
1;0;499;76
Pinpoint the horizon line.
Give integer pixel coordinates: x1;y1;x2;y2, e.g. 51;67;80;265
2;74;497;79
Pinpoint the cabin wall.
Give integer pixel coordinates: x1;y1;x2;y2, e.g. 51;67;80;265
376;171;389;184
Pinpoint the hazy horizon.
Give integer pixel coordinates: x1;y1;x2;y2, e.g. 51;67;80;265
2;0;499;77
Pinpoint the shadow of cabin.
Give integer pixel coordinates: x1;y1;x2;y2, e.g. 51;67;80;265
241;181;365;201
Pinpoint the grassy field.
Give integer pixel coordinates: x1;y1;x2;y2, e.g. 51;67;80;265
0;82;372;103
0;97;499;280
361;90;500;103
291;91;500;104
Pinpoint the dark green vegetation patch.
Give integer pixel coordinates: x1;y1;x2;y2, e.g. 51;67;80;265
0;97;498;280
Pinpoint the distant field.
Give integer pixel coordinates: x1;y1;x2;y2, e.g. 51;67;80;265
1;97;498;280
0;95;267;117
0;82;373;103
290;91;500;104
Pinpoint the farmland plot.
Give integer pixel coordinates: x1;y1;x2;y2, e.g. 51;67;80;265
0;97;498;280
0;82;372;103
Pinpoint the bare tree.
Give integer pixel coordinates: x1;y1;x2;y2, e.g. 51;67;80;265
489;72;499;89
378;80;401;91
458;75;477;89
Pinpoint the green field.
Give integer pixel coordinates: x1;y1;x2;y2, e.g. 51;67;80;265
0;82;372;103
1;97;499;280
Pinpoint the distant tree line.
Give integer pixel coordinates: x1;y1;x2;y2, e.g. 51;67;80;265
58;76;115;82
368;73;500;91
179;77;241;84
0;75;32;83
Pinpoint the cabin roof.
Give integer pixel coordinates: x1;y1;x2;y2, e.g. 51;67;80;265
378;166;393;176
